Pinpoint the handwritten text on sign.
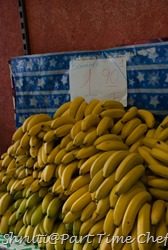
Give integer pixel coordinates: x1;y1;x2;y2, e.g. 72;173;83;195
69;58;127;106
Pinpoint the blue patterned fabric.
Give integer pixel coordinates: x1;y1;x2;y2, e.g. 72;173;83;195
9;42;168;128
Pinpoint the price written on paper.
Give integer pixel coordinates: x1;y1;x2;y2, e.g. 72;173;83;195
69;58;127;105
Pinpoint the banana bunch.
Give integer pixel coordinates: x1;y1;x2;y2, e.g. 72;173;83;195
1;96;168;249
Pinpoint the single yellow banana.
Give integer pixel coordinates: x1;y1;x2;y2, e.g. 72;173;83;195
96;116;114;136
0;206;12;234
61;160;79;190
31;203;44;227
96;140;128;151
89;169;105;193
47;144;60;164
68;174;91;193
100;108;126;119
137;109;155;128
70;120;82;139
20;131;30;148
115;164;145;196
79;218;95;236
137;202;151;250
128;134;145;153
60;133;72;149
75;100;87;121
69;96;85;119
76;145;99;159
125;123;148;146
63;210;81;224
103;150;129;178
84;99;100;116
70;191;92;213
54;123;74;138
54;147;67;164
26;192;42;209
89;219;104;235
122;191;152;237
12;126;24;143
80;201;96;222
151;147;168;165
121;117;142;140
93;133;122;146
27;113;52;132
151;199;166;225
138;146;168;178
95;171;117;200
0;192;13;216
103;208;115;235
101;99;124;110
121;106;138;123
81;114;100;132
62;184;89;213
109;183;120;208
95;195;110;216
83;128;98;146
53;101;71;118
41;163;56;182
79;152;103;175
111;119;124;135
115;152;144;182
148;177;168;189
113;182;146;226
90;150;116;178
148;188;168;200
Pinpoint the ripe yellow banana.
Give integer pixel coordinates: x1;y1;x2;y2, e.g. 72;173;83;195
54;123;74;138
84;99;100;116
109;183;120;208
154;139;168;152
75;100;87;121
90;150;116;178
89;168;105;193
47;196;62;218
89;219;104;235
125;123;148;146
80;201;96;222
43;214;56;235
53;101;71;118
61;160;78;190
151;199;165;225
137;109;155;128
101;99;124;110
54;147;67;164
41;192;54;214
70;191;92;213
76;145;99;159
0;206;12;234
20;131;30;148
155;218;167;249
122;191;152;237
103;150;129;178
27;113;52;132
83;128;98;146
115;164;145;196
137;202;151;250
142;137;159;148
62;184;89;213
91;100;104;115
12;126;24;143
151;147;168;165
100;108;126;119
51;115;76;130
148;177;168;190
111;119;124;135
115;152;144;182
96;116;114;136
47;144;60;164
96;140;128;151
70;120;82;140
149;188;168;200
72;219;82;236
113;182;146;226
1;154;13;168
121;106;138;123
138;146;168;178
103;208;116;236
79;218;95;236
121;117;142;140
81;114;100;132
69;96;85;119
0;192;13;216
63;210;81;224
41;163;56;182
94;133;122;146
95;195;110;216
95;171;117;200
68;174;91;193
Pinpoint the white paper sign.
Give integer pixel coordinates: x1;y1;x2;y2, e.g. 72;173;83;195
69;58;127;106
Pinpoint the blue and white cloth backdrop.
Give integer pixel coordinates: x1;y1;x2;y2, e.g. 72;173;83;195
9;42;168;128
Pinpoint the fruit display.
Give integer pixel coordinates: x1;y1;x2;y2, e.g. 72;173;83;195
1;96;168;249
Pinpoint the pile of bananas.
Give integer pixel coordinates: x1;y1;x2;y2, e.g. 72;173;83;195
1;96;168;250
